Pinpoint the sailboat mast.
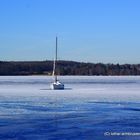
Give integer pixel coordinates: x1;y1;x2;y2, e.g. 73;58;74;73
55;36;58;82
56;37;58;63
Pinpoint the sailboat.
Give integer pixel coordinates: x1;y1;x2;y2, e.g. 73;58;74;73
50;37;64;90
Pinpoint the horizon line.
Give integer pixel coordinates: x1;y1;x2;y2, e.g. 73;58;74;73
0;59;140;65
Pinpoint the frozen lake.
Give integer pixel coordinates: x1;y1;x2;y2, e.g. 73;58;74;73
0;76;140;140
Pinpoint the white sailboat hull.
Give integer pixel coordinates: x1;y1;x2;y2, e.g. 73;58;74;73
50;81;64;90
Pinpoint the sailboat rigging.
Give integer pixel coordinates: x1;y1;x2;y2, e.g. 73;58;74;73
50;37;64;90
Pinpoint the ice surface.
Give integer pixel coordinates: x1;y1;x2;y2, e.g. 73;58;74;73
0;76;140;140
0;76;140;102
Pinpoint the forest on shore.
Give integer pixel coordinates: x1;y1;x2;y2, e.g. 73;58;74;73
0;60;140;75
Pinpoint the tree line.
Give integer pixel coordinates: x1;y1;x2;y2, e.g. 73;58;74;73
0;60;140;75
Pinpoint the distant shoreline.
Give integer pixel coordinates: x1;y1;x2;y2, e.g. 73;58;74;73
0;60;140;76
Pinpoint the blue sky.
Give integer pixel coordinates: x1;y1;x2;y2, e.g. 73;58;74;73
0;0;140;64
